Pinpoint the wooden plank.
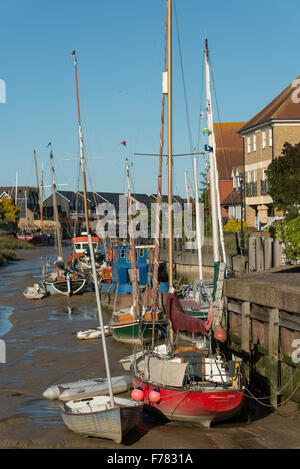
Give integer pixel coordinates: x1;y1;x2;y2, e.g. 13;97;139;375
269;308;279;407
248;237;256;272
241;301;251;354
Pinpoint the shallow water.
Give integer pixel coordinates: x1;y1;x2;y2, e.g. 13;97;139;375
0;305;14;337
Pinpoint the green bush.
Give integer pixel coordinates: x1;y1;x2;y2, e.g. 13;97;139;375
223;219;248;233
273;217;300;261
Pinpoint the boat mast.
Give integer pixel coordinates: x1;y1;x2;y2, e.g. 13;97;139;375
151;10;167;307
125;158;139;316
204;39;219;266
40;164;44;230
34;150;43;230
185;171;191;206
167;0;174;291
71;52;90;236
88;233;115;407
50;150;63;259
204;39;226;268
193;156;203;281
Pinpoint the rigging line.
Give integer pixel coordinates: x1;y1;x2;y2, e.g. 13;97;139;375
174;0;194;158
133;0;165;177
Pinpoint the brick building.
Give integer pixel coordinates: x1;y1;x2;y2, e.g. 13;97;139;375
238;76;300;227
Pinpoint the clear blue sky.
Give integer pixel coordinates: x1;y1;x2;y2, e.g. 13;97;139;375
0;0;299;199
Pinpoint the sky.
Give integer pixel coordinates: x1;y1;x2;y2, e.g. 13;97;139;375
0;0;300;199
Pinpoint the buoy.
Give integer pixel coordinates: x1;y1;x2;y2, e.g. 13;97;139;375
214;326;228;343
131;387;144;401
149;388;161;403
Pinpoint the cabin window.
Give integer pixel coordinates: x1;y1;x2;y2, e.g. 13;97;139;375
82;243;88;250
120;247;126;259
139;248;144;258
75;244;81;250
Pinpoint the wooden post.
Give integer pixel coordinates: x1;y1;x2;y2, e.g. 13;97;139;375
269;308;279;407
264;237;273;270
241;301;251;353
248;236;256;272
273;240;283;267
255;236;265;271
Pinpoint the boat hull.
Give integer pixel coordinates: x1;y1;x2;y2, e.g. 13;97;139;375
42;278;86;297
109;320;156;345
131;376;244;428
60;396;143;443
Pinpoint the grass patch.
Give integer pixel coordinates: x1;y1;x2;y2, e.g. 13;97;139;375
0;235;33;265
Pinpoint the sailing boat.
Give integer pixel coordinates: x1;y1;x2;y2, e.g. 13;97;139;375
130;1;244;428
41;150;87;296
109;158;167;345
60;233;144;443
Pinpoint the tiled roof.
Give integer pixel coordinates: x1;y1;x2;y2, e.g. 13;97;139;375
221;190;242;206
214;123;245;180
238;76;300;133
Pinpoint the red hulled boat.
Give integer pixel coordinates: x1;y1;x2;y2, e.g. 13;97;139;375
130;294;245;427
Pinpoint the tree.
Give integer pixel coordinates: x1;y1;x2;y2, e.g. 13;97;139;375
0;197;20;223
266;142;300;219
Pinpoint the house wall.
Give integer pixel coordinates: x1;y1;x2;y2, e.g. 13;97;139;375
243;122;300;226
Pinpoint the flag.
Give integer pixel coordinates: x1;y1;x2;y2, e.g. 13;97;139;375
204;144;213;152
202;128;212;136
70;50;76;57
46;142;51;148
120;141;126;146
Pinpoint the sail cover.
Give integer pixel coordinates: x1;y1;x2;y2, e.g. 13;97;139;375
143;356;188;387
165;293;210;334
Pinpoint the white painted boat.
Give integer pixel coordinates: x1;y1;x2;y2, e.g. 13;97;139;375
76;325;110;340
43;374;133;401
60;395;143;443
23;284;47;300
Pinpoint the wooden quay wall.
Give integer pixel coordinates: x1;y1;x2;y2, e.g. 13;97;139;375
224;264;300;406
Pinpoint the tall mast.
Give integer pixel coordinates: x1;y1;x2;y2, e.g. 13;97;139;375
71;52;90;236
204;39;219;265
185;171;191;206
50;150;63;259
204;39;226;266
15;172;18;207
167;0;174;290
125;158;139;316
40;164;44;230
34;150;42;229
193;156;203;281
151;10;167;307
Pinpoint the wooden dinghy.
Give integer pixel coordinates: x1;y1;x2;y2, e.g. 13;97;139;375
76;325;110;340
60;395;143;444
43;375;133;401
23;284;47;300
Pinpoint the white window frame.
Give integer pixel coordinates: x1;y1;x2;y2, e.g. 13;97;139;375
248;171;252;183
247;136;251;153
253;134;256;152
269;128;272;147
262;130;266;149
252;169;257;182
